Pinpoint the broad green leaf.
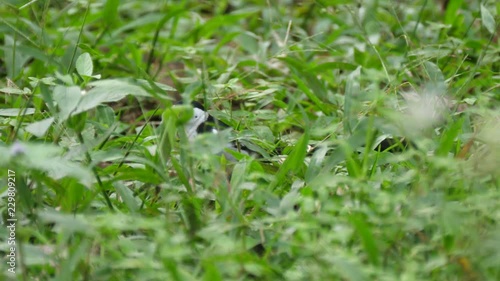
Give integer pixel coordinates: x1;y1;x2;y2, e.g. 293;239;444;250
0;87;28;94
87;78;174;99
423;61;445;85
305;145;329;182
94;105;116;127
102;0;120;26
113;182;140;213
230;161;247;189
344;146;361;178
25;117;54;137
8;142;93;186
481;4;496;34
76;52;93;77
436;117;464;156
350;213;380;266
171;104;195;125
202;261;223;281
72;79;158;116
0;108;35;116
237;32;259;54
270;130;309;189
444;0;464;25
3;34;32;78
53;85;82;121
158;106;187;166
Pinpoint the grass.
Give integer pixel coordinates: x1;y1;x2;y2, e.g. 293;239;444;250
0;0;499;280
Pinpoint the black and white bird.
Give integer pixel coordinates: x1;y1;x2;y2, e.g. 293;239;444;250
184;101;224;140
181;101;253;160
179;101;412;173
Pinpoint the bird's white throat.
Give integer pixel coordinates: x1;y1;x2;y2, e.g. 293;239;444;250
185;107;209;140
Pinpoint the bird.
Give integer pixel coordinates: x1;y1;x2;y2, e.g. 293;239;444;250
180;101;253;161
179;101;411;164
183;101;224;140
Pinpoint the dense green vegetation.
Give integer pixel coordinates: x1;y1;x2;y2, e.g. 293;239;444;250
1;0;499;280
